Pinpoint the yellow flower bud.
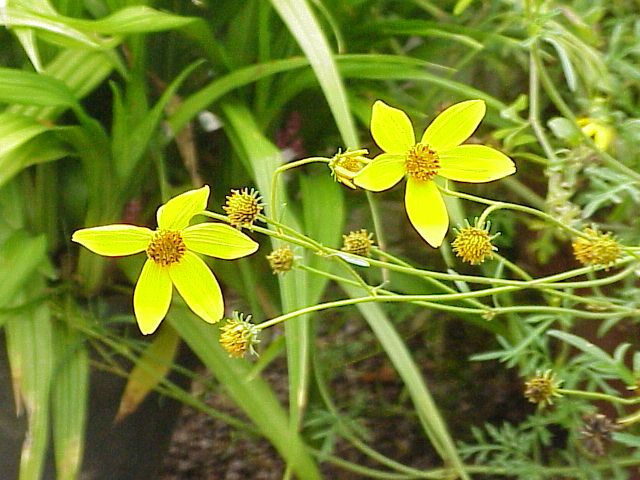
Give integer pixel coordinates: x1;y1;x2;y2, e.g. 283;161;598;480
219;312;260;358
452;220;497;265
572;227;621;269
524;370;562;407
223;188;264;228
341;229;374;257
266;245;294;274
328;149;371;189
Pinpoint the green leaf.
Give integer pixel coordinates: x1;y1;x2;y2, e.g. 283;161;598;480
547;329;635;384
0;113;71;188
52;321;89;480
0;232;47;309
61;6;197;34
0;67;78;107
113;61;203;179
5;296;53;480
300;173;345;304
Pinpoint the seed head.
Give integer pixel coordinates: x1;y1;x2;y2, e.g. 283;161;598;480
219;312;260;358
572;227;621;269
580;413;619;456
524;370;563;407
341;229;374;257
266;245;294;274
452;220;497;265
329;149;371;189
223;188;264;228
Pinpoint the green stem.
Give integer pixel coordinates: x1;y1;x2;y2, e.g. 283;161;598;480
200;211;638;291
558;388;640;405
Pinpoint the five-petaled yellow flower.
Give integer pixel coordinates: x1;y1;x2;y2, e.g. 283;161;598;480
72;186;258;335
355;100;516;247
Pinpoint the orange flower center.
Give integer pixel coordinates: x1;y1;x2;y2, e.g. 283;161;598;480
405;143;440;181
146;230;186;266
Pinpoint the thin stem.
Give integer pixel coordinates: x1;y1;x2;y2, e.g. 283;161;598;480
558;388;640;405
269;156;330;229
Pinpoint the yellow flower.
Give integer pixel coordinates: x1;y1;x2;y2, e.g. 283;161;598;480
72;186;259;335
354;100;516;247
577;117;614;151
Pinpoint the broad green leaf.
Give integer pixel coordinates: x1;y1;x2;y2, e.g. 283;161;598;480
0;112;50;158
5;295;53;480
0;112;71;188
0;131;70;188
60;6;197;34
300;173;344;304
11;49;117;120
0;67;78;107
2;5;195;51
52;320;89;480
2;7;102;49
13;27;43;71
0;232;47;309
168;55;509;137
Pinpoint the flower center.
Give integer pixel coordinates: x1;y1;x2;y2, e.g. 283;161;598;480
405;143;440;181
146;230;186;266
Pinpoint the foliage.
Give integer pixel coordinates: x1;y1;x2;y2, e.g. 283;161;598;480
2;0;640;479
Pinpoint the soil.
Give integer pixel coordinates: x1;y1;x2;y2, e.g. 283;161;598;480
160;313;529;480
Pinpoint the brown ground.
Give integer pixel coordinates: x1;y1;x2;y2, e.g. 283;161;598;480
160;314;528;480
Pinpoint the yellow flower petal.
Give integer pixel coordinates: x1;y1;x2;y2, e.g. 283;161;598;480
157;185;210;231
133;260;173;335
421;100;486;151
370;100;415;153
169;251;223;324
183;223;259;259
405;178;448;248
438;145;515;182
72;225;153;256
354;153;405;191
